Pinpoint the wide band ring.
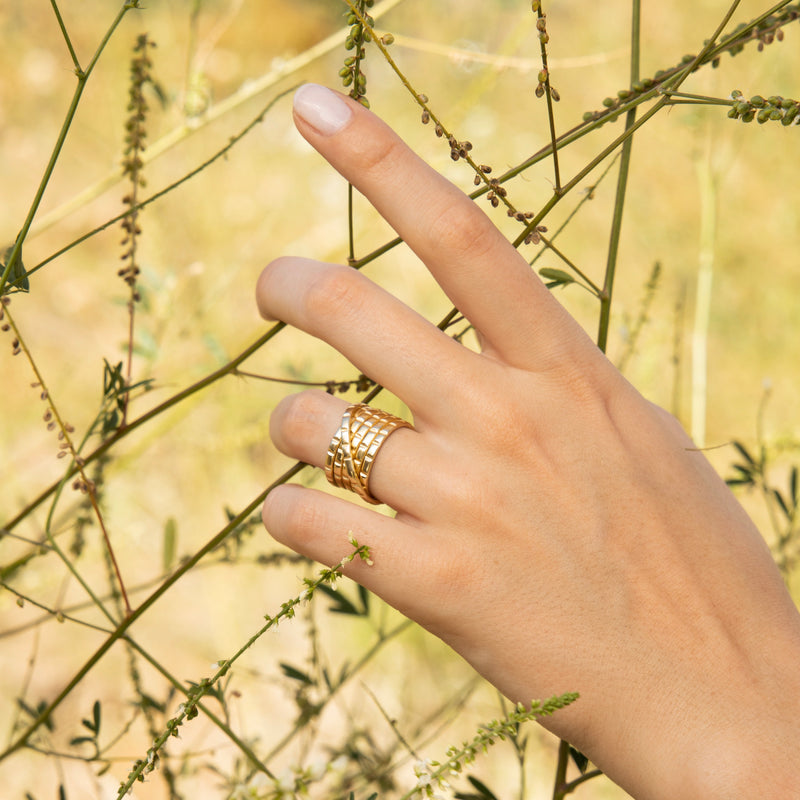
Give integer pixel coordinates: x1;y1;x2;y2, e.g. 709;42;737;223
324;403;413;505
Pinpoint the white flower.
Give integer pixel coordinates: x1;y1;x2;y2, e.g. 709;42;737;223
274;768;295;793
330;755;348;773
413;759;433;778
307;759;327;781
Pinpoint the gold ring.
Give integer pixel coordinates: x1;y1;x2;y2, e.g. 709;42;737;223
324;403;413;504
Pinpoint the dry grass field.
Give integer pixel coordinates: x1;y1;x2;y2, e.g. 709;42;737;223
1;1;799;798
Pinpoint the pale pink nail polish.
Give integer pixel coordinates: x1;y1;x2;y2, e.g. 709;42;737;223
293;84;353;135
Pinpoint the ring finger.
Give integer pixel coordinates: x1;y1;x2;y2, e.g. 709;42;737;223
271;389;439;515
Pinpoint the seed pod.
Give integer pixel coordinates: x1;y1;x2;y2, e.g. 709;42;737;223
550;86;560;102
535;82;545;98
380;33;395;45
756;108;771;123
741;109;755;123
749;94;766;108
421;109;430;124
582;111;595;122
782;105;799;123
538;68;548;83
474;175;481;186
602;97;615;108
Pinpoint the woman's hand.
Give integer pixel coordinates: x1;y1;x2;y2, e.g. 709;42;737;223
256;84;800;799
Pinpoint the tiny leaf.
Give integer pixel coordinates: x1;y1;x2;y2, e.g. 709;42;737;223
162;517;177;572
773;489;791;521
92;699;101;734
279;662;313;685
538;267;575;288
732;441;756;466
316;583;361;615
2;241;29;293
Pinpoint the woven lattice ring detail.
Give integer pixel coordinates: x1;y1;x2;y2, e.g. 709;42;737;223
324;403;413;504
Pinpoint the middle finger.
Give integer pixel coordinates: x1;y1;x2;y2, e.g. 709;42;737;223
256;255;475;421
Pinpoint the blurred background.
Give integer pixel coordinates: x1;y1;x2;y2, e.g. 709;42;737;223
1;1;799;798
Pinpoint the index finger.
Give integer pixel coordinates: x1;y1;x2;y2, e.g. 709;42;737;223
292;83;584;371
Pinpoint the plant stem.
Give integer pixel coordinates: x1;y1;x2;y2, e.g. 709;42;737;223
535;4;561;193
597;0;640;352
0;1;135;296
551;739;570;800
691;135;717;448
27;87;295;281
124;637;276;780
49;0;81;71
2;322;286;535
0;463;305;763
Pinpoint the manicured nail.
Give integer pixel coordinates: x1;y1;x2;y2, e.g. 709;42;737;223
293;84;353;135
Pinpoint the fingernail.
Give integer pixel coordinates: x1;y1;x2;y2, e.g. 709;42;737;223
293;84;353;135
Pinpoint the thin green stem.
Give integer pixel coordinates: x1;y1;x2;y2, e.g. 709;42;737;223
124;637;275;780
538;235;601;296
348;182;357;263
3;305;123;624
28;87;295;281
0;462;305;763
261;618;413;766
596;0;640;352
662;0;743;93
2;322;285;535
536;5;561;193
49;0;81;72
0;1;135;296
513;95;666;249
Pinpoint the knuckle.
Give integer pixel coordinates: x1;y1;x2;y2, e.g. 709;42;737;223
301;264;368;327
270;390;340;463
425;199;499;262
350;129;406;178
262;485;326;545
271;390;328;450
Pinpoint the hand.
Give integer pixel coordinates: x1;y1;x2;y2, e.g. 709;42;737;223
256;84;800;799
